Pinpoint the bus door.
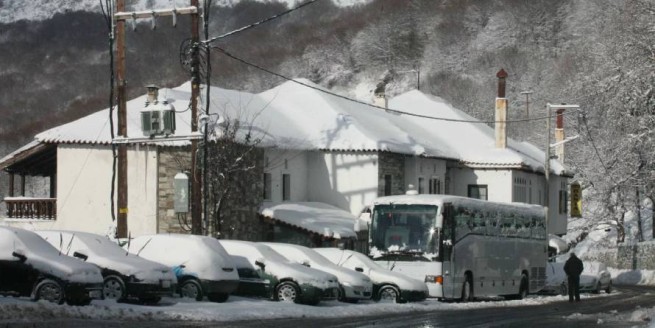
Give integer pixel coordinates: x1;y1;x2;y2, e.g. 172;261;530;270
440;202;456;298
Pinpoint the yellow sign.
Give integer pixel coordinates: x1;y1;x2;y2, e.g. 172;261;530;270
570;182;582;217
119;208;129;214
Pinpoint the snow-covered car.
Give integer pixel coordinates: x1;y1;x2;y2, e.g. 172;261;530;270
579;261;612;293
230;255;270;298
125;234;239;302
541;261;612;295
36;230;177;303
262;242;373;302
0;226;104;305
219;240;340;305
313;248;428;303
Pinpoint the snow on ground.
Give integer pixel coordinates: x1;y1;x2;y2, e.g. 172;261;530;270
0;292;618;324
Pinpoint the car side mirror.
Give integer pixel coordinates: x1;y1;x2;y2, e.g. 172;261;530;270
355;267;364;272
73;251;88;261
255;260;265;270
12;251;27;262
302;260;311;267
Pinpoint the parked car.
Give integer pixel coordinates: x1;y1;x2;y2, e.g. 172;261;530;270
36;230;177;303
219;240;340;305
230;255;270;298
0;226;104;305
262;242;373;302
541;261;612;295
314;248;428;303
125;234;239;302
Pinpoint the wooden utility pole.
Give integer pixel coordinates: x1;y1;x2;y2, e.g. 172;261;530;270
116;0;128;238
190;0;202;235
113;2;200;237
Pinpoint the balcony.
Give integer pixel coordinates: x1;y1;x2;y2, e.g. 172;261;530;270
5;197;56;220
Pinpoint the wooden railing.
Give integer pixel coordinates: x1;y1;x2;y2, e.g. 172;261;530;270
5;198;56;220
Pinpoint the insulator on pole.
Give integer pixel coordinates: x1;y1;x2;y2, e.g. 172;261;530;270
172;9;177;27
151;11;157;29
131;13;137;31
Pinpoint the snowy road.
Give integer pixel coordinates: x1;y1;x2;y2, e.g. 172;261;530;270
1;285;654;327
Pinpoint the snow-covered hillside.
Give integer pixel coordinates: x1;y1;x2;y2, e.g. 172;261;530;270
0;0;371;24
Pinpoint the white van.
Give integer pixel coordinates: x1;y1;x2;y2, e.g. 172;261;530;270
125;234;239;302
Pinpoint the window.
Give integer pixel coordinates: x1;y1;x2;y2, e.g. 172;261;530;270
418;177;425;194
513;177;527;203
282;174;290;201
384;175;392;196
468;185;488;200
263;173;272;200
429;178;440;194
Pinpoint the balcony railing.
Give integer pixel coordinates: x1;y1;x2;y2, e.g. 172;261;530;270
5;198;56;220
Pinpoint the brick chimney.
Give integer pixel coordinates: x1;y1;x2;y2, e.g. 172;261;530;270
555;108;565;162
495;69;508;148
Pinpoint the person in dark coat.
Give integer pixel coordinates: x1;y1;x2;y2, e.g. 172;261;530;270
564;252;584;302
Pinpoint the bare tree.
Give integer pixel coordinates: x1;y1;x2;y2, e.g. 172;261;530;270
204;115;265;239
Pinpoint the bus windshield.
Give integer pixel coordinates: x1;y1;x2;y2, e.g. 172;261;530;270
370;204;439;259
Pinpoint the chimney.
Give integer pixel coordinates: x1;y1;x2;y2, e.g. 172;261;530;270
146;84;160;106
555;108;565;162
495;69;508;148
373;81;388;108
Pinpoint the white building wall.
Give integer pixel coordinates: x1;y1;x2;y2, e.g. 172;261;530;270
306;151;379;215
448;168;513;202
263;149;308;203
404;157;447;194
8;144;159;236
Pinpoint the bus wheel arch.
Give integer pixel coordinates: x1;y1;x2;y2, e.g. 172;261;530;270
460;271;473;302
517;272;529;299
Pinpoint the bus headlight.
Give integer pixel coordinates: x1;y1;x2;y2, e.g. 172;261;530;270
425;275;443;284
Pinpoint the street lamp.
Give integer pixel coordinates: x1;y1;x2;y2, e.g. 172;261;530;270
544;103;580;240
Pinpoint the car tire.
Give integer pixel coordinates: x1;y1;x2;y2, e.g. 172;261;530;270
33;279;65;305
207;293;229;303
180;279;204;301
605;281;612;294
103;276;127;301
275;281;300;303
377;285;401;303
559;282;568;296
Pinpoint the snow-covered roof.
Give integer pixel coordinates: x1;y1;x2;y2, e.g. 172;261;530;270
5;79;567;175
259;202;359;239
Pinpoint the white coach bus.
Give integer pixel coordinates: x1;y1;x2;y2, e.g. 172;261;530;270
369;194;547;301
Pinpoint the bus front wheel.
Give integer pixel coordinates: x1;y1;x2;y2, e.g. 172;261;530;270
460;276;473;302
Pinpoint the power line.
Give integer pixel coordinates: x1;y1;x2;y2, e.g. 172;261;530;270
212;46;580;125
203;0;324;44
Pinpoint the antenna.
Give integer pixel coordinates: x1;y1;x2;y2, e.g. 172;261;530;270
136;237;153;257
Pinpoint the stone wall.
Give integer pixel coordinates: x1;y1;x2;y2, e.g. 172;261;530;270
157;147;193;233
377;151;405;196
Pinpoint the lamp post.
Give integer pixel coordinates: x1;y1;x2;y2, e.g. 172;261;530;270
544;103;579;241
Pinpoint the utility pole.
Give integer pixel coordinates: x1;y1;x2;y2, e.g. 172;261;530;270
116;0;128;239
190;0;203;235
113;3;200;237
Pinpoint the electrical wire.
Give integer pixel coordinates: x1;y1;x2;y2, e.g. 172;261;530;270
212;46;580;125
203;0;324;44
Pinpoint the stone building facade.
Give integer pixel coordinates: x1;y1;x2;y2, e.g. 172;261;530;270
157;147;193;233
377;151;406;196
